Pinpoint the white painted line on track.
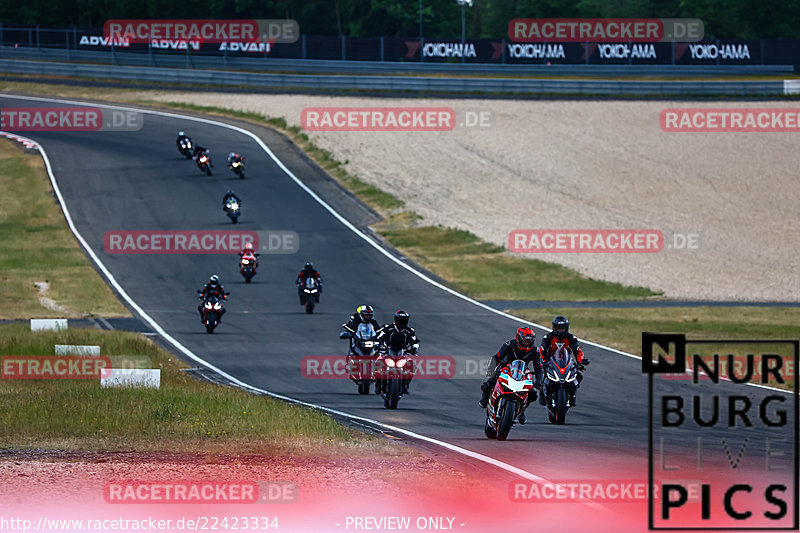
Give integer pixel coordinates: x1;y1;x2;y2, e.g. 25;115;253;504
2;94;791;504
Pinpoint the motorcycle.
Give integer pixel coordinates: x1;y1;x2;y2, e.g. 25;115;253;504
230;158;245;179
300;277;320;314
542;345;589;425
373;346;415;409
484;359;534;441
225;197;241;224
239;252;258;283
197;291;228;334
196;151;213;176
178;137;193;159
341;322;380;395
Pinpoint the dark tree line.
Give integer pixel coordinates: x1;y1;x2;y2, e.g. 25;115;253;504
2;0;799;39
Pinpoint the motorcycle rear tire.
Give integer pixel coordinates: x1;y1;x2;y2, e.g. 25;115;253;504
496;401;516;441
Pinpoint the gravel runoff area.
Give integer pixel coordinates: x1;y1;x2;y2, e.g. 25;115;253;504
139;93;800;302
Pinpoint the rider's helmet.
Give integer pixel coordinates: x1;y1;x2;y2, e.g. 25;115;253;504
515;327;536;352
209;274;220;288
178;131;185;137
393;310;409;329
228;152;235;160
243;242;255;254
226;189;235;197
552;316;569;338
358;304;374;322
304;261;314;271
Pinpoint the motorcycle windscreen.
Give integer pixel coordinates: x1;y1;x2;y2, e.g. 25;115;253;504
508;359;527;380
305;277;317;289
356;322;376;340
552;346;573;369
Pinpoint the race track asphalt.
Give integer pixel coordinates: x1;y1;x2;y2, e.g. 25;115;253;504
3;95;795;527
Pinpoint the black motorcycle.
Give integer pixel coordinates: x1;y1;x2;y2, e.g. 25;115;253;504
229;158;245;179
224;196;241;224
300;277;320;314
341;322;381;395
542;346;589;424
198;291;228;334
196;150;212;176
178;137;193;159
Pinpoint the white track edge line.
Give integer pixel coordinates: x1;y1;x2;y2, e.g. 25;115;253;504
5;93;789;398
1;109;610;509
1;93;791;490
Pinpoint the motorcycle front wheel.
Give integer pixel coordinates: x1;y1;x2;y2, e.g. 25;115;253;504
555;388;568;425
496;400;517;441
384;378;401;409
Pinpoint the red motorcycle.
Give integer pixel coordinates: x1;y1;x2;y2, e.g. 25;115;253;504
373;347;415;409
196;151;212;176
484;359;535;440
240;252;258;283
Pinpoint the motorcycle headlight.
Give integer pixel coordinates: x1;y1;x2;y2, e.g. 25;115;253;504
547;370;559;381
383;358;396;368
204;302;212;309
213;303;222;310
232;162;239;167
363;341;374;348
241;259;249;265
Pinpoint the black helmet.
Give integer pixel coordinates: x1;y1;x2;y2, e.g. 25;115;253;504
358;304;374;322
516;327;536;352
393;309;409;329
552;315;569;337
304;261;314;271
226;189;235;196
209;274;220;287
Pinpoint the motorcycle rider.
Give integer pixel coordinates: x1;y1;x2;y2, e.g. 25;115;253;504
296;261;322;304
192;144;212;166
340;304;382;344
228;152;244;168
479;327;543;425
223;189;242;212
376;310;419;394
239;241;259;265
197;275;227;320
176;131;191;149
539;315;589;406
